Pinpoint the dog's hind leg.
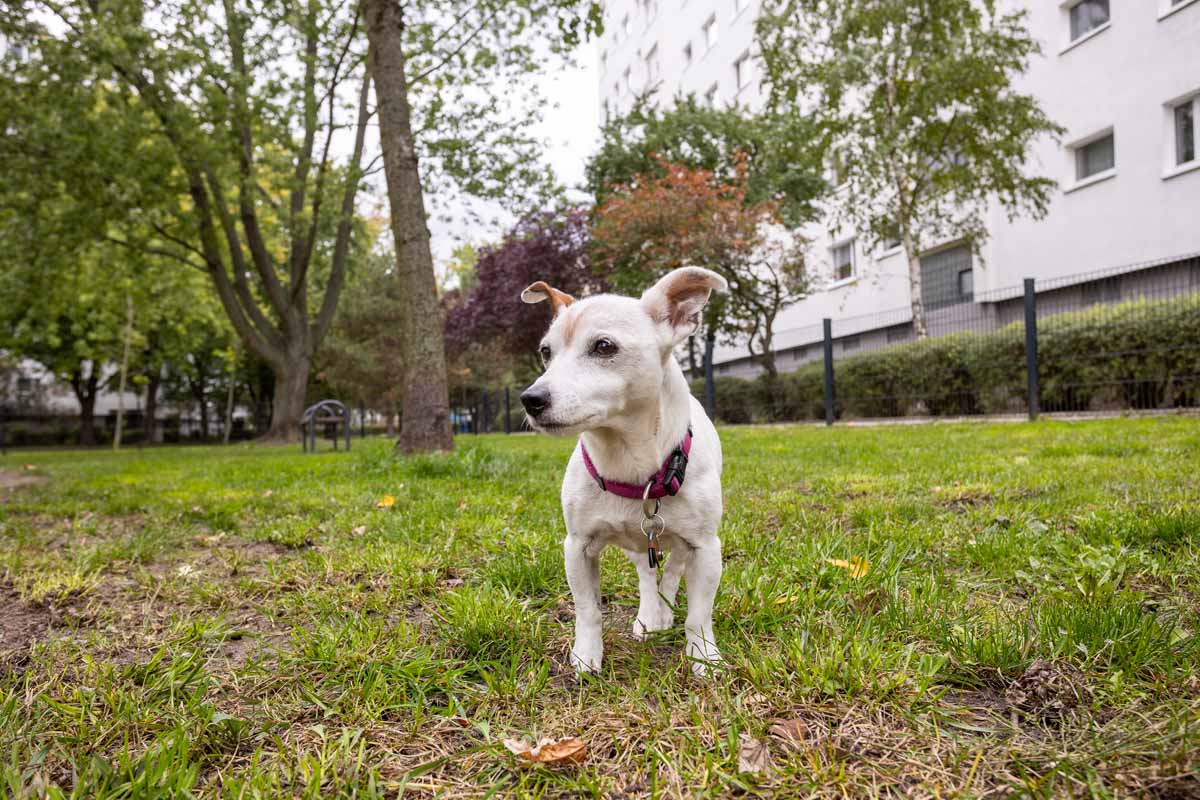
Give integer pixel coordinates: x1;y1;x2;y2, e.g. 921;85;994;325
627;549;675;639
564;534;603;674
684;538;723;676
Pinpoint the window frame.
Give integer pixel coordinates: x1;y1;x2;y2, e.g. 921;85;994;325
830;239;856;283
733;50;754;92
1158;0;1199;21
1067;0;1110;42
1164;92;1200;179
702;15;718;51
1060;0;1110;54
1065;127;1116;192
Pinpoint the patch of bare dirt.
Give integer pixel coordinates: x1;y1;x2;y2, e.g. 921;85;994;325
0;467;46;494
1005;659;1091;721
0;582;52;669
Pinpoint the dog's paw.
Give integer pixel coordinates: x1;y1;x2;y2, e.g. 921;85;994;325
570;645;602;675
686;640;723;677
632;606;674;640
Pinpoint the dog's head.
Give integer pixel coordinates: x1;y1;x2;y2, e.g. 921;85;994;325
518;267;727;435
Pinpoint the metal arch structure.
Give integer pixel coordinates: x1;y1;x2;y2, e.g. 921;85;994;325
301;400;352;453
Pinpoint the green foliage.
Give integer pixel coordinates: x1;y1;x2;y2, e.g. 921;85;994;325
586;97;825;227
694;295;1200;422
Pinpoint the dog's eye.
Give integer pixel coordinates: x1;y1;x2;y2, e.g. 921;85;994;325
591;338;618;357
539;345;551;363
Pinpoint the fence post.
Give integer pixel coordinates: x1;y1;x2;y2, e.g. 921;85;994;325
703;331;716;420
822;318;835;426
1024;278;1039;421
504;387;511;434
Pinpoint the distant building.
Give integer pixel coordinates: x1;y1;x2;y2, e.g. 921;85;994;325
598;0;1200;376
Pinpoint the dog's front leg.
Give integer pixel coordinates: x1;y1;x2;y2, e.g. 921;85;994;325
627;550;675;639
563;533;603;674
684;538;723;676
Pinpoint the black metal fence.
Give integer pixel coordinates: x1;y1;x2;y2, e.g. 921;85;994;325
461;257;1200;430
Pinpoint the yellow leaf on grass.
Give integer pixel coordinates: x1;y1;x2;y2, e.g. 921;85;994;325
826;556;870;579
376;495;396;509
503;736;587;766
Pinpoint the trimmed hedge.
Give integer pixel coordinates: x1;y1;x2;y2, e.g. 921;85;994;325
692;294;1200;423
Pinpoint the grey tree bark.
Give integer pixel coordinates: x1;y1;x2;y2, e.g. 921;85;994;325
362;0;453;453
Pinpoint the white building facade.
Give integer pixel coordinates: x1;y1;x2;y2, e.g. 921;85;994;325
597;0;1200;375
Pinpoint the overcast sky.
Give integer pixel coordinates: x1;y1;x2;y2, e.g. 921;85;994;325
423;41;600;265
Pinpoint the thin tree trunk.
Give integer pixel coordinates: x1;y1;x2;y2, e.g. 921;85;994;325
363;0;453;454
73;369;99;447
902;230;928;338
223;368;237;446
145;368;161;444
113;294;134;451
687;336;698;378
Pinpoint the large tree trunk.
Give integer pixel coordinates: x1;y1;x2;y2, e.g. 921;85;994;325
265;353;310;443
144;369;161;443
363;0;453;454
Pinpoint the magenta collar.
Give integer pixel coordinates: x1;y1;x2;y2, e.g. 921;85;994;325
580;426;693;500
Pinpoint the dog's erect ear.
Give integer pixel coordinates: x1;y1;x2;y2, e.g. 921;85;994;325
641;267;728;345
521;281;576;317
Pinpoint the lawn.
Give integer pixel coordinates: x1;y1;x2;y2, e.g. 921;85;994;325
1;418;1199;798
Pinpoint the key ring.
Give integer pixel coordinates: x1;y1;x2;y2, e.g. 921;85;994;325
640;513;665;538
642;480;660;520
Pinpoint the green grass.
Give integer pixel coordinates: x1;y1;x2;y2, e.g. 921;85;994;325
1;417;1199;798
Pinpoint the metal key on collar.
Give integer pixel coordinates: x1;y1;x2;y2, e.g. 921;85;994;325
641;481;665;568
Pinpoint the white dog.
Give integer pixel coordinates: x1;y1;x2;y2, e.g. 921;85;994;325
519;267;728;676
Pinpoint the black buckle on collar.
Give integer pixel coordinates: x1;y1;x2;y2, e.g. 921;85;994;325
661;428;691;496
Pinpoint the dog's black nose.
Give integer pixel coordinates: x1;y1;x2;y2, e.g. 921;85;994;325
520;387;551;418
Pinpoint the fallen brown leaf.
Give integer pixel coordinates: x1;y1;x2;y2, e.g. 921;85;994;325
503;736;587;766
737;733;772;774
768;718;810;750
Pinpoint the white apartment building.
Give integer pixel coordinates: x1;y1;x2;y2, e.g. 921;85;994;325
597;0;1200;376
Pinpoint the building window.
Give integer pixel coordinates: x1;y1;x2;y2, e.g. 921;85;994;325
704;83;719;108
1074;132;1115;181
920;244;972;311
683;41;693;67
1069;0;1109;41
1174;97;1197;166
734;51;754;92
703;15;718;50
831;241;854;281
957;268;974;299
1082;276;1121;306
792;346;807;361
886;326;911;344
842;336;861;353
880;223;901;251
645;44;660;84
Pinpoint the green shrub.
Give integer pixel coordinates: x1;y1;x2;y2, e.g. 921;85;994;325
691;294;1200;422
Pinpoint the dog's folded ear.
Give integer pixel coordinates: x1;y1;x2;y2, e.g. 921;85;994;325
641;267;728;345
521;281;576;316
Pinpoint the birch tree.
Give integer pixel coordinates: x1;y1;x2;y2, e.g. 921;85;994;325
757;0;1062;337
